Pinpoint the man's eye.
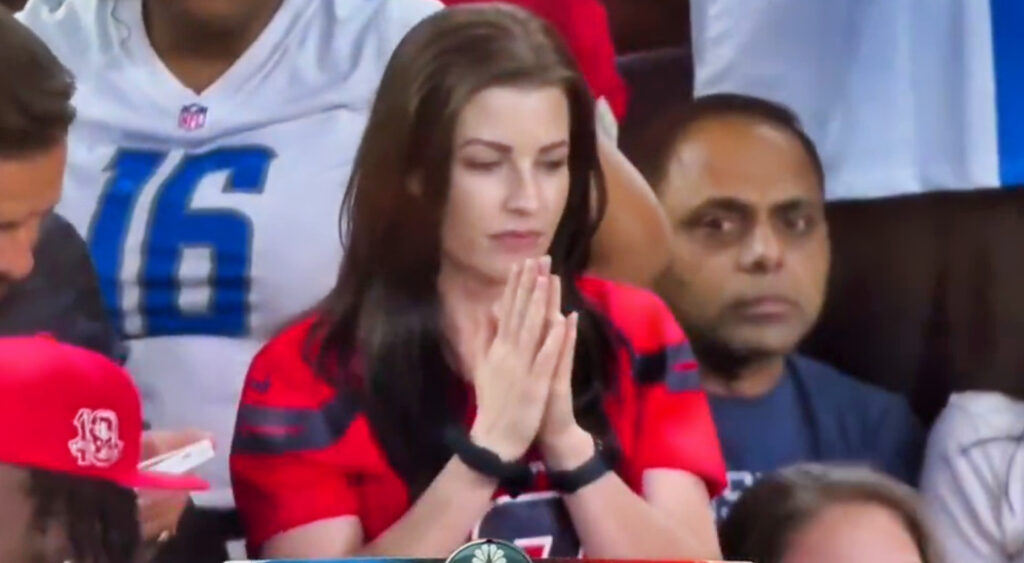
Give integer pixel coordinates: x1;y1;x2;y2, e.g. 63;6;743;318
698;215;735;233
783;213;817;235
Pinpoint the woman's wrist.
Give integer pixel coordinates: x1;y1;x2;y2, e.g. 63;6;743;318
467;427;523;462
449;426;534;496
541;426;595;471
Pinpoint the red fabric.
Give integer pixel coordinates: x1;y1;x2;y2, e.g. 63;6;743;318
443;0;629;120
0;336;207;491
231;278;725;555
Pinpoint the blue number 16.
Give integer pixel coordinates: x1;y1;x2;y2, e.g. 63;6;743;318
89;147;275;338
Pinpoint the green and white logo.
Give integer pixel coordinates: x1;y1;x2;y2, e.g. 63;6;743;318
447;539;532;563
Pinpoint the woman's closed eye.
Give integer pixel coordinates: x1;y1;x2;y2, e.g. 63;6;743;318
461;158;503;172
538;158;568;173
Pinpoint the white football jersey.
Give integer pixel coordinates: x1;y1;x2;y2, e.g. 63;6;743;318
19;0;443;507
691;0;1010;200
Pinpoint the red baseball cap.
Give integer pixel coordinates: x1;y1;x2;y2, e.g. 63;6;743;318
0;336;208;491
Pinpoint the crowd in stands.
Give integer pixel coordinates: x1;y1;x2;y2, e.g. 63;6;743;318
0;1;1020;562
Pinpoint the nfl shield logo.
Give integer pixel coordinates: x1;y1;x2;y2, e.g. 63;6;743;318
178;103;208;132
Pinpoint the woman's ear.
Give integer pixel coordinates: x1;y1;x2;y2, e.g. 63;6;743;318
38;516;72;563
405;181;421;200
407;174;424;197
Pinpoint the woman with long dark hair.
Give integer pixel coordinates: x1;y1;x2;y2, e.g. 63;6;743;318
17;0;671;558
230;5;725;559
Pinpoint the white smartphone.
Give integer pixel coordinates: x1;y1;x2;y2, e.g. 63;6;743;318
138;439;215;475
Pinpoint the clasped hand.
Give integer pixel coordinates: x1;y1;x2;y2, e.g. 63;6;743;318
467;257;595;471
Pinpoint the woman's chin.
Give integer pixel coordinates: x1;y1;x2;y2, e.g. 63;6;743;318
497;252;549;275
440;251;550;288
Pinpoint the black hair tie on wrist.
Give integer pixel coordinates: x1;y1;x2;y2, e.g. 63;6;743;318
547;435;611;494
443;425;534;497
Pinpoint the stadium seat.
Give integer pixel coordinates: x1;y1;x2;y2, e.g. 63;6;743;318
804;188;1024;425
602;0;690;54
616;47;693;157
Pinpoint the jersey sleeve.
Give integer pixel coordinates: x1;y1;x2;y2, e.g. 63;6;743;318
17;0;94;71
582;278;727;498
631;315;727;498
442;0;628;120
230;320;363;554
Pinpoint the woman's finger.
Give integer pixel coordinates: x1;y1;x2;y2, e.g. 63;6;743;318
510;258;540;335
469;307;497;376
518;275;549;354
495;261;522;340
547;274;562;323
553;312;578;389
532;314;566;379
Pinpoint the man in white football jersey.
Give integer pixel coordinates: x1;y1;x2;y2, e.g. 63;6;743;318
17;0;671;559
17;0;443;559
690;0;1009;200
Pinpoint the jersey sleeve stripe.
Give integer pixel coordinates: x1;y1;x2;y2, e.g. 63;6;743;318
233;393;361;455
633;342;701;392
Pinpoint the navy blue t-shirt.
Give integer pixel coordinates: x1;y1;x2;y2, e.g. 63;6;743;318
709;355;924;521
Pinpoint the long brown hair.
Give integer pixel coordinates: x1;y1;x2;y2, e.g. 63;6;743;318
720;464;943;563
311;5;615;496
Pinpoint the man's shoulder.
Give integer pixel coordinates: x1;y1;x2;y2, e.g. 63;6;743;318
790;354;910;414
316;0;442;49
0;214;118;359
29;214;92;283
36;212;86;253
792;354;923;481
240;0;442;107
17;0;109;71
374;0;444;28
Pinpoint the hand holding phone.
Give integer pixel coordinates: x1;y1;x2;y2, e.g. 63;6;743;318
139;438;215;475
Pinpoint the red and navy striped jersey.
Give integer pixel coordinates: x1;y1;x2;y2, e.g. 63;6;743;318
230;277;726;555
